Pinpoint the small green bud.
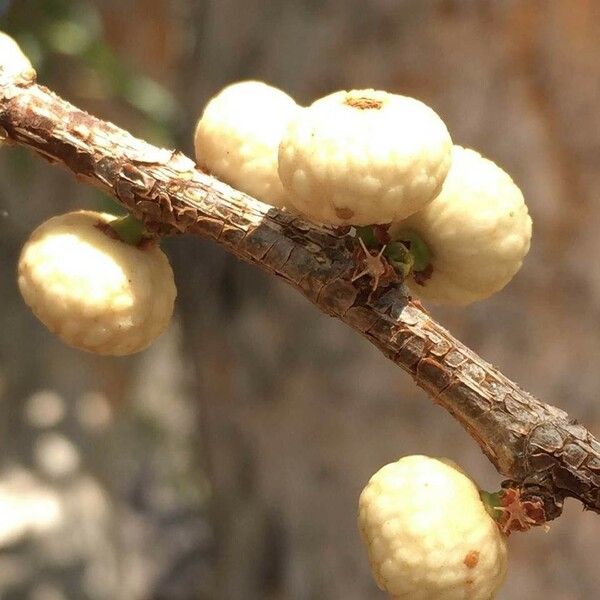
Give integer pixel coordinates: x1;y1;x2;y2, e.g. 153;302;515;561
384;241;414;278
393;229;430;272
479;490;504;522
108;213;146;246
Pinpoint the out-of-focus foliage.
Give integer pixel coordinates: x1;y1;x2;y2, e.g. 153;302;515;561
2;0;182;219
3;0;178;145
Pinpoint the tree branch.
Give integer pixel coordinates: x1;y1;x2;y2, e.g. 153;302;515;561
2;56;599;523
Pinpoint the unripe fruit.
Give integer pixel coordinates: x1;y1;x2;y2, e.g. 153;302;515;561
194;81;299;208
18;211;176;355
278;89;452;226
391;146;532;305
0;32;34;79
358;455;508;600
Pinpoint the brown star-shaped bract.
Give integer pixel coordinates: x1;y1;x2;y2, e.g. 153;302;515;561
351;237;399;298
496;488;547;535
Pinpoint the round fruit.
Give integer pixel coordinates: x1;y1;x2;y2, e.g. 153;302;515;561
0;32;34;79
358;455;508;600
278;88;452;226
194;80;299;208
391;146;532;305
18;211;176;355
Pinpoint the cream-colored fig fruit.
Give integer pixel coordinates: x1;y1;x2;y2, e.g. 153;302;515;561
18;211;176;355
0;32;34;79
358;455;508;600
194;80;299;208
391;146;532;305
278;89;452;226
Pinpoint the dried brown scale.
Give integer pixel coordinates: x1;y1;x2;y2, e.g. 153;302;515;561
344;94;384;110
497;487;548;535
2;74;600;522
372;224;392;244
413;262;434;285
334;207;354;220
463;551;480;569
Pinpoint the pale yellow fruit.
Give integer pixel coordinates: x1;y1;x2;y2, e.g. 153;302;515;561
278;89;452;226
0;32;34;79
18;211;176;355
194;81;299;208
391;146;532;305
358;455;508;600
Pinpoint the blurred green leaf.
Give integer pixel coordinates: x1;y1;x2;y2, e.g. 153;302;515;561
125;75;178;123
46;19;93;56
355;226;378;249
92;192;126;216
2;0;181;195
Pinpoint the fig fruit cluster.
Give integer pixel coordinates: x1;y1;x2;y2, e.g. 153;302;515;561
193;83;532;598
11;68;531;600
194;82;532;305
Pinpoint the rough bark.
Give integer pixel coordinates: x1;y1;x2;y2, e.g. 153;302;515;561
2;65;600;522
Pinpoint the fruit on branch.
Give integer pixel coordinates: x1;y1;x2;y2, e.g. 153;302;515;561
18;211;176;355
390;146;532;305
194;81;299;208
278;89;452;226
358;455;507;600
0;32;34;80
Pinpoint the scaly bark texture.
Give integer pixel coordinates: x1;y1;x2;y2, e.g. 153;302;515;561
2;64;600;522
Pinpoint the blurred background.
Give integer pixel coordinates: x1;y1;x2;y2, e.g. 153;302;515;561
1;0;600;598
